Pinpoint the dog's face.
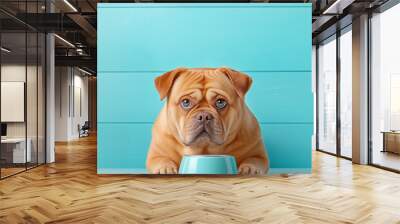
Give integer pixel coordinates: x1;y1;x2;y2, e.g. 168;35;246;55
155;68;252;148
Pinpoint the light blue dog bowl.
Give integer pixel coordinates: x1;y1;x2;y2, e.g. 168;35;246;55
179;155;238;174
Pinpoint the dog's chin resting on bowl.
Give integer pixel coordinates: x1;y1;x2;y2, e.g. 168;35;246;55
146;67;269;175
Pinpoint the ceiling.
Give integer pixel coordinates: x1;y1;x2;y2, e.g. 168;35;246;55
0;0;393;74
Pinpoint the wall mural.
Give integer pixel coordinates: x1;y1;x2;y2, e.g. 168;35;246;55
97;3;312;175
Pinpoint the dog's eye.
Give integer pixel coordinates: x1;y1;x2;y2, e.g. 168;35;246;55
215;98;227;110
180;98;192;109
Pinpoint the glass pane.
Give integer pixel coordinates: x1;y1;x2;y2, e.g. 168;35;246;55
1;31;27;177
340;29;352;158
38;33;46;165
318;36;337;154
27;31;38;169
371;4;400;171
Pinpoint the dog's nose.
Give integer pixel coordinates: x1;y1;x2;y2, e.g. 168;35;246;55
196;111;213;122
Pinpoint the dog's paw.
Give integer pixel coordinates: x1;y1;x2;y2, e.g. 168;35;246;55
152;162;178;174
238;163;264;175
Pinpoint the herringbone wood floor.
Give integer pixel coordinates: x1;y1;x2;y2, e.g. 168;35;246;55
1;134;400;224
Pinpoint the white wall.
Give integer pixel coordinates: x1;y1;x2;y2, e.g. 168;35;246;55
1;82;25;122
55;66;70;141
55;67;89;141
1;63;46;164
72;73;89;138
1;64;42;137
1;65;28;141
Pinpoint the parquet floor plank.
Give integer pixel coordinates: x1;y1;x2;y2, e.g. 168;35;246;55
1;135;399;223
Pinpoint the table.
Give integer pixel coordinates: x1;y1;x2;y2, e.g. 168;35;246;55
381;131;400;154
1;138;32;163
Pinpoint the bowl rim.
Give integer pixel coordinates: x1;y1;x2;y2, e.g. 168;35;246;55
182;155;235;158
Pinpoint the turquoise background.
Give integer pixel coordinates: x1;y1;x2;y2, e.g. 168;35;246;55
97;3;313;174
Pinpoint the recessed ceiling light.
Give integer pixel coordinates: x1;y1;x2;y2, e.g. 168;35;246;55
54;34;75;48
63;0;78;12
1;47;11;53
323;0;354;15
78;67;93;76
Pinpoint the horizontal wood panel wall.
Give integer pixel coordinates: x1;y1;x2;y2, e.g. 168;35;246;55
97;3;313;174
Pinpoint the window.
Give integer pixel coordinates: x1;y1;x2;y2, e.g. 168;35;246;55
339;27;352;158
317;35;337;154
370;3;400;171
0;1;47;179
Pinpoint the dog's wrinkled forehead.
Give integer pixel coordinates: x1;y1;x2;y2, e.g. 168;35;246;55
154;67;252;100
170;69;236;99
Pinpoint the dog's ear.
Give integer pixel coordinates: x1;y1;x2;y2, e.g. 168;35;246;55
155;68;187;100
218;67;252;98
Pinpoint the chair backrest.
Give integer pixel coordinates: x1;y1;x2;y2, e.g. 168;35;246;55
82;121;90;129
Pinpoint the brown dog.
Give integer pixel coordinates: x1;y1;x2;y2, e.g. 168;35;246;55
146;67;269;175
